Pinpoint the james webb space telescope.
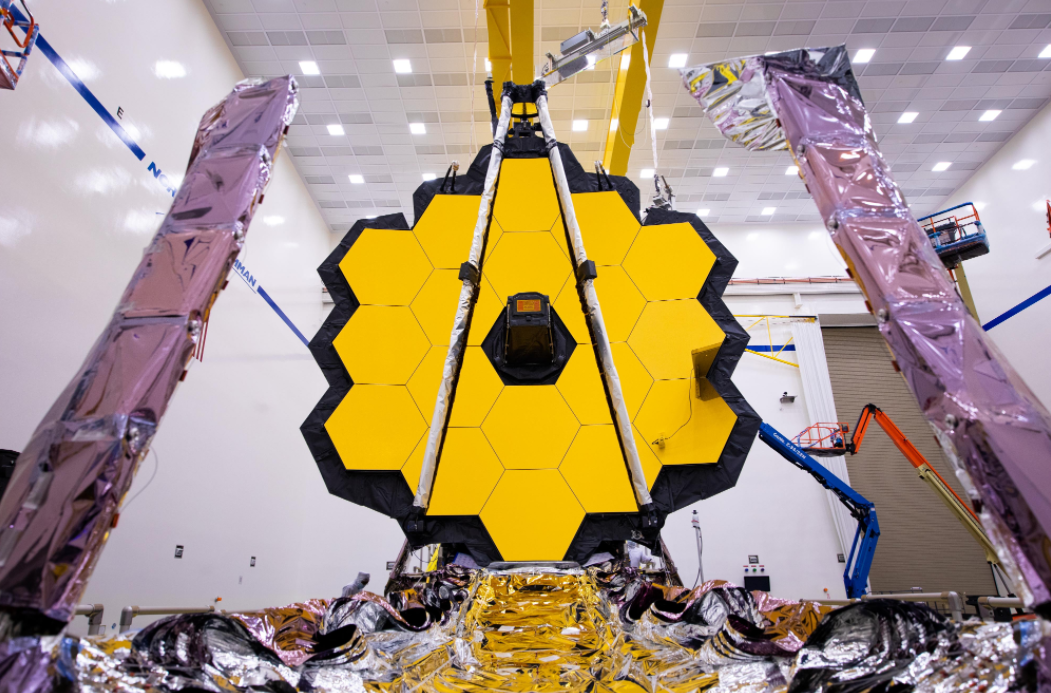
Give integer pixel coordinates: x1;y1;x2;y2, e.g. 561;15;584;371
302;82;759;566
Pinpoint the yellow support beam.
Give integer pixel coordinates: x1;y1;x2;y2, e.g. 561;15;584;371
484;0;512;88
602;0;665;176
510;0;534;85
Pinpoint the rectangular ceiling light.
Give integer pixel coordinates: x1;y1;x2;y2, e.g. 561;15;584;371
898;111;918;123
979;110;1001;121
393;59;412;73
696;208;710;216
573;120;588;131
713;167;729;177
946;46;971;60
349;174;364;184
653;117;669;130
299;61;320;75
409;122;426;134
422;173;436;181
785;165;798;175
761;207;776;215
932;161;951;171
853;49;875;64
1041;45;1051;58
327;124;345;136
1013;159;1036;170
640;168;654;178
668;53;688;68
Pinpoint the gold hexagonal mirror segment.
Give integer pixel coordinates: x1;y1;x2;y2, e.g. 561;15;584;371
306;143;759;567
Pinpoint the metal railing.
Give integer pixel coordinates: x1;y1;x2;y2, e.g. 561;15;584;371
815;591;965;621
117;604;267;633
977;596;1026;609
75;603;105;636
119;605;216;634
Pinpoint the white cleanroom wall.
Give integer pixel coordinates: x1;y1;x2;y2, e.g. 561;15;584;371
941;98;1051;408
0;0;403;635
663;353;850;601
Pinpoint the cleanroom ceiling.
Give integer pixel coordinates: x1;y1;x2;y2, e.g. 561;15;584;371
205;0;1051;225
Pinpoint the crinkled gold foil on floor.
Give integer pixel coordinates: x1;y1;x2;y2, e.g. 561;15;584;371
67;569;1031;692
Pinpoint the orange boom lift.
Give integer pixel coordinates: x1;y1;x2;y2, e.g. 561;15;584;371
795;404;1004;576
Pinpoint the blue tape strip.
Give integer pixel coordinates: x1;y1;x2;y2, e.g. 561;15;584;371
16;8;311;348
34;37;145;160
258;286;310;347
983;283;1051;331
8;7;145;160
747;344;796;352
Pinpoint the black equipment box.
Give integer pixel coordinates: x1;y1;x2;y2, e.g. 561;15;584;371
505;292;554;366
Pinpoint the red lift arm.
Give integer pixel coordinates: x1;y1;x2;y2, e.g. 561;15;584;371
850;405;975;519
799;404;1000;567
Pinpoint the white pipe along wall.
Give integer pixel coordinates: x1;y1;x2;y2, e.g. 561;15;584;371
0;3;862;636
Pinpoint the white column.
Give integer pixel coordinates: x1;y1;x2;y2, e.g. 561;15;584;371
791;319;857;560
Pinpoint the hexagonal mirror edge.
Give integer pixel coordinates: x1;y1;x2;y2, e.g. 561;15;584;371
640;208;761;515
301;213;422;522
411;146;496;223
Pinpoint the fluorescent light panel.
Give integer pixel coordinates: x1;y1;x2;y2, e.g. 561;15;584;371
668;53;687;68
898;111;918;123
1014;159;1036;170
640;168;654;178
572;120;588;131
713;167;729;177
979;110;1001;121
409;122;426;134
761;207;776;215
299;60;320;75
422;173;436;181
653;117;669;130
946;46;971;60
393;59;412;73
1041;45;1051;58
326;124;344;136
854;49;875;64
349;174;364;184
696;208;711;216
785;165;798;175
932;161;951;171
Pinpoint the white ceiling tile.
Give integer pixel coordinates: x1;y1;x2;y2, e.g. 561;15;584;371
204;0;1051;227
232;45;279;60
211;0;256;13
216;13;265;29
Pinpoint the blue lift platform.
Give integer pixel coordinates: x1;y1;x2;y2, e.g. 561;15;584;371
917;202;989;269
758;422;880;598
0;0;38;91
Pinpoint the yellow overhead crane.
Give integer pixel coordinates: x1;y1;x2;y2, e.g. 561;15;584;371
484;0;664;175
